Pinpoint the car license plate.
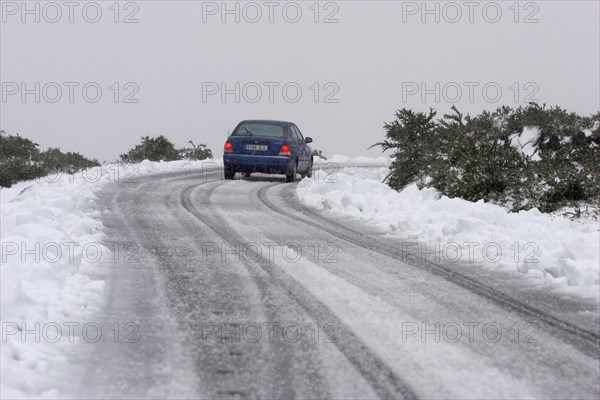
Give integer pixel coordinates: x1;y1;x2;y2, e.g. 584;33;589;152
246;144;268;151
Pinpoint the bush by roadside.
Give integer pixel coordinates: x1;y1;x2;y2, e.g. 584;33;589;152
1;132;214;188
372;104;600;213
178;140;213;161
120;135;213;163
312;149;327;160
0;130;100;188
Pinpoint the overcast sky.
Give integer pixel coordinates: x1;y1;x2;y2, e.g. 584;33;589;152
1;0;598;161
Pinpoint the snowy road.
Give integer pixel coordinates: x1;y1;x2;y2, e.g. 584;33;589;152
74;167;599;399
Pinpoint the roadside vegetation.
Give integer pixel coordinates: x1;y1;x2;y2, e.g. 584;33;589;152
0;130;100;188
372;103;600;214
312;149;327;159
120;135;213;163
0;132;213;188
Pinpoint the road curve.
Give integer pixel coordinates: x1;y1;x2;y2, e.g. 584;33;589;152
72;167;599;399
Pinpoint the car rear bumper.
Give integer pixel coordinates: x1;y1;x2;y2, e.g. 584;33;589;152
223;154;292;174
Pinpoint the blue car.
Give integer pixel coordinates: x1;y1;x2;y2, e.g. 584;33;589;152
223;120;313;182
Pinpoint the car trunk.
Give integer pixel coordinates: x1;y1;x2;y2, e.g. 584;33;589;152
227;136;286;156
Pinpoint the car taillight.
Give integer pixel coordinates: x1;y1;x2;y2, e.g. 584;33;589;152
279;144;291;156
224;142;233;153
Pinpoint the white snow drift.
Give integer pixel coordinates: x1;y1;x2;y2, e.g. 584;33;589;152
0;159;217;398
297;165;599;294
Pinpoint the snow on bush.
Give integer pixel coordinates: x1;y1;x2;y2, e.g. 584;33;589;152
373;105;600;213
297;167;600;293
509;126;542;161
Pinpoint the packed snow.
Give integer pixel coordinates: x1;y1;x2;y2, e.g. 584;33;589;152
296;166;600;295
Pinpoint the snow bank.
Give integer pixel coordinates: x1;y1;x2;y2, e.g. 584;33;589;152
0;159;217;398
297;167;600;294
319;154;391;164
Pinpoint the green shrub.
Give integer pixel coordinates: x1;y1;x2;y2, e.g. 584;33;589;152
178;140;213;160
373;104;600;213
120;135;180;162
38;148;100;174
0;130;100;188
121;136;214;162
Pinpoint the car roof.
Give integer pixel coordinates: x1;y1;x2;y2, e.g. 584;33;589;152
238;119;293;126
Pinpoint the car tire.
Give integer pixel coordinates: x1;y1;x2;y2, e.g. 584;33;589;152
224;168;235;180
286;162;298;183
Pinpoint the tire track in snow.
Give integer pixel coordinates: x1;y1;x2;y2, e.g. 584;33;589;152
256;183;600;359
180;180;419;400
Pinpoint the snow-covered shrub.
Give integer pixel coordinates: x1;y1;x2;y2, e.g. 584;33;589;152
312;149;327;160
373;104;600;213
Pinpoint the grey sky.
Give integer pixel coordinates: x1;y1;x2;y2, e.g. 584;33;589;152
1;0;598;161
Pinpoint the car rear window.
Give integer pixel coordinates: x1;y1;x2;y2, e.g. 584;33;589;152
233;123;285;138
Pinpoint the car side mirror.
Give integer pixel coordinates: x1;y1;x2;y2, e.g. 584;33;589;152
305;137;313;143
